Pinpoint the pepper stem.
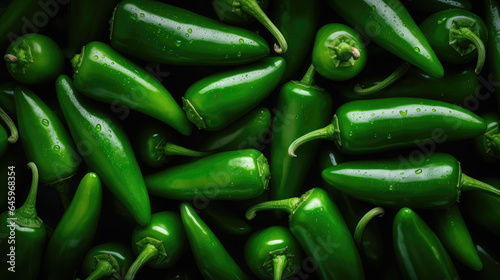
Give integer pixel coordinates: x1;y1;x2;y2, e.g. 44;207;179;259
4;54;18;63
240;0;287;53
354;62;411;95
454;28;485;74
484;126;500;159
246;197;300;220
86;260;114;280
163;142;211;158
288;123;337;157
0;106;18;143
273;255;287;280
16;163;39;220
354;207;385;248
125;244;159;280
460;173;500;198
299;65;316;86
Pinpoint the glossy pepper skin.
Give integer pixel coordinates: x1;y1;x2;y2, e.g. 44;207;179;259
271;65;332;202
181;203;250;280
66;0;120;57
289;97;486;156
183;57;285;131
484;0;500;104
71;41;192;136
244;226;302;280
56;75;151;226
145;149;270;200
393;208;459;280
462;178;500;236
432;204;482;271
44;172;102;280
273;0;319;81
110;0;269;66
82;243;133;280
322;153;500;208
134;123;209;168
247;188;364;280
4;34;64;84
402;0;472;15
126;212;185;280
420;9;488;74
15;86;80;184
474;113;500;162
342;67;478;103
312;24;367;81
325;0;444;78
0;163;46;280
198;107;271;152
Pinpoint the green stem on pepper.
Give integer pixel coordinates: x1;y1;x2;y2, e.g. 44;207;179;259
273;254;287;280
86;260;114;280
0;106;18;143
460;173;500;197
125;243;161;280
353;207;384;248
450;26;485;74
354;62;411;95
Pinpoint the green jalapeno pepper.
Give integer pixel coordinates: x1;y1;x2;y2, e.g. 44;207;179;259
462;178;500;236
322;153;500;208
271;65;332;202
181;203;250;280
183;57;285;131
420;9;488;74
4;34;64;84
0;82;16;115
0;105;17;157
289;97;486;156
244;226;302;280
56;75;151;226
71;41;192;136
44;172;102;280
273;0;319;81
246;188;364;280
402;0;472;15
145;149;269;200
134;123;209;168
15;86;81;207
474;113;500;162
0;163;45;280
312;24;367;81
126;211;185;280
198;107;271;152
325;0;444;78
432;204;482;271
393;208;459;280
212;0;287;53
484;0;500;105
200;203;251;235
82;243;133;280
110;0;269;66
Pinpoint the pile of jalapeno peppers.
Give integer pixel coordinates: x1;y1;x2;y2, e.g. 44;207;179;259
2;0;500;279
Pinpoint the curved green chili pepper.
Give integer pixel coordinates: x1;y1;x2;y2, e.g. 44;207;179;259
110;0;269;66
44;172;102;280
66;0;120;57
181;203;250;280
420;9;488;74
271;65;332;202
0;163;46;280
289;97;486;156
322;153;500;208
325;0;444;78
312;23;367;81
213;0;287;53
394;208;459;280
15;86;81;207
145;149;269;200
484;0;500;106
246;188;364;280
56;74;151;226
0;82;16;115
82;243;133;280
474;113;500;162
244;226;302;280
402;0;472;15
432;204;482;271
134;123;210;168
198;107;271;152
344;67;479;103
200;203;252;235
273;0;319;81
126;211;185;280
0;105;17;157
71;41;192;136
183;57;285;131
462;178;500;236
5;34;64;85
